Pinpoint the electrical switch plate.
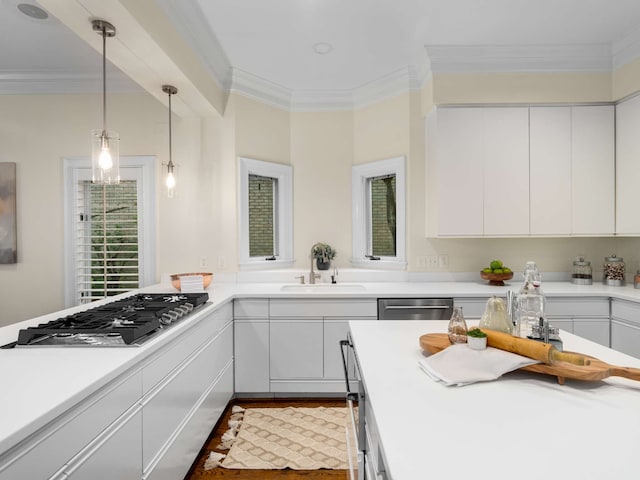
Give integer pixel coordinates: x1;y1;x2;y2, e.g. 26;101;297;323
217;256;226;268
200;257;207;268
438;254;449;268
427;256;438;269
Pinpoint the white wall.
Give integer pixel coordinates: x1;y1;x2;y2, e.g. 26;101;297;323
0;92;225;326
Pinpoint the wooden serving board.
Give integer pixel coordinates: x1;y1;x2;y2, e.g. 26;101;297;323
420;333;640;385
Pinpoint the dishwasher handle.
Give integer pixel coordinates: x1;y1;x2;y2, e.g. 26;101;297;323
340;339;358;401
383;305;450;310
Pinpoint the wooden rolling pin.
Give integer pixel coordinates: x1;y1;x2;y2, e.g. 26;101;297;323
479;329;591;366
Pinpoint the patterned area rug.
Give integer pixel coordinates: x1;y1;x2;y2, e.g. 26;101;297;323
205;406;349;470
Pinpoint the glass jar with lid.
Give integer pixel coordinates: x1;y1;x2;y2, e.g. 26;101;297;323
571;256;592;285
603;255;625;286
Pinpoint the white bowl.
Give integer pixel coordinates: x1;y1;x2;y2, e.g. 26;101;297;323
467;336;487;350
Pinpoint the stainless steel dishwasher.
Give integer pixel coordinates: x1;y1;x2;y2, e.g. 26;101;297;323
378;298;454;320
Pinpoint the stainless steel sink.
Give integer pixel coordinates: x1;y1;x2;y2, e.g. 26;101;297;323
280;284;366;293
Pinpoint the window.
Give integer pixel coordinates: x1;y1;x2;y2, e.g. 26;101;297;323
352;157;406;269
63;157;156;307
238;157;293;269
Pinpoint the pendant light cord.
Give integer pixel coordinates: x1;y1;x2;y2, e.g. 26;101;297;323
101;25;107;133
168;90;173;168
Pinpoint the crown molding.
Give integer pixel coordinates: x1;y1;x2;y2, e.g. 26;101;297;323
155;0;232;92
425;44;612;73
0;70;141;94
230;63;430;112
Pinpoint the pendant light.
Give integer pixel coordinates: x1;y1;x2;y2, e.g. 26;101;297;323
162;84;178;198
91;19;119;184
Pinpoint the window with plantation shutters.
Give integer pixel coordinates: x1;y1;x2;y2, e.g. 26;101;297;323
75;180;139;303
64;157;156;308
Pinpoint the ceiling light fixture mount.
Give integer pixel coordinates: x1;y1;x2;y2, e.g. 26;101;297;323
91;19;119;184
17;3;48;20
162;84;178;198
312;42;333;55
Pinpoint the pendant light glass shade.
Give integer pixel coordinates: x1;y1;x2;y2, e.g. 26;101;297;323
162;84;178;198
91;20;119;184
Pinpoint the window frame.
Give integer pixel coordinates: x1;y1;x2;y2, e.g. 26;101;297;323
352;156;406;269
238;157;293;269
63;156;157;308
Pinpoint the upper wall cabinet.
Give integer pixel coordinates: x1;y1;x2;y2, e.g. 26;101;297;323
616;95;640;235
426;105;614;238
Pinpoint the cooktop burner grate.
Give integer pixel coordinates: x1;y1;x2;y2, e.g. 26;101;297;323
12;292;209;346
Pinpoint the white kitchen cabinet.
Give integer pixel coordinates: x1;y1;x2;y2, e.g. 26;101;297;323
430;107;529;237
615;94;640;235
571;105;615;235
546;297;610;347
63;410;142;480
141;302;233;480
432;107;484;236
483;107;530;235
270;317;324;379
266;299;377;393
611;299;640;358
234;299;270;393
530;107;572;235
427;104;614;237
0;370;142;480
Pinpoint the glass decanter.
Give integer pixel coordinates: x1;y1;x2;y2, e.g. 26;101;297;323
447;306;468;344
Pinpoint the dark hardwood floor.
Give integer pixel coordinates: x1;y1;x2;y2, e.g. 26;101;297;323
184;398;349;480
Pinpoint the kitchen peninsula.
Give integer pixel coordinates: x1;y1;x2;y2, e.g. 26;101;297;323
349;320;640;480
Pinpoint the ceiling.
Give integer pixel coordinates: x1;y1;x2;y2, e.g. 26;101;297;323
3;0;640;111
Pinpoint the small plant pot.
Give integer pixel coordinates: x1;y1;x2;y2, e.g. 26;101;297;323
467;336;487;351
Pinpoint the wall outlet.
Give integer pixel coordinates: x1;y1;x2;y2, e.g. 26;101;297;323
438;254;449;269
427;256;438;269
200;257;207;268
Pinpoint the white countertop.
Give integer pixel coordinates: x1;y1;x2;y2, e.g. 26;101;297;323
349;320;640;480
1;279;640;459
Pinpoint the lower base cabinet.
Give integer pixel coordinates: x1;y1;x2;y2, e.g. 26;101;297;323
0;302;234;480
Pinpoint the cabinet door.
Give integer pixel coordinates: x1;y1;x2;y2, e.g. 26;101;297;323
483;107;530;235
234;318;270;392
573;319;610;347
64;411;142;480
270;318;323;379
571;106;614;235
530;107;571;235
435;107;484;236
611;320;640;358
616;95;640;234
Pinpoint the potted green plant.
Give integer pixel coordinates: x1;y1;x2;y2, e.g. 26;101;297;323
466;328;488;350
312;243;336;270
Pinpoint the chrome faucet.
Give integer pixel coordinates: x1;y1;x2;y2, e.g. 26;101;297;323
309;243;322;284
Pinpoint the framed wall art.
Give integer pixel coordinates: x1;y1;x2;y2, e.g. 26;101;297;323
0;162;17;264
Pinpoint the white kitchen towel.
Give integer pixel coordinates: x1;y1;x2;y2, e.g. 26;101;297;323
419;344;540;387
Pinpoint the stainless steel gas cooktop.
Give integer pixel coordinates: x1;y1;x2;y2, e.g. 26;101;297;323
2;292;209;348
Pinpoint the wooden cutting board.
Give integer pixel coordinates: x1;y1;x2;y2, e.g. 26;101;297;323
419;333;640;385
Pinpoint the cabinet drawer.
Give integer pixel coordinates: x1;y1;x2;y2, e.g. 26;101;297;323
0;370;141;480
611;300;640;326
546;297;609;317
142;323;233;471
142;302;232;392
270;299;377;317
611;319;640;358
234;299;269;318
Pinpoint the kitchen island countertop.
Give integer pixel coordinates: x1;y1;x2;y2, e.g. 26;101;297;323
349;320;640;480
